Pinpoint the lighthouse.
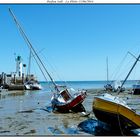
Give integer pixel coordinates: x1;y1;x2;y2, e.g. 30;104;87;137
16;56;23;77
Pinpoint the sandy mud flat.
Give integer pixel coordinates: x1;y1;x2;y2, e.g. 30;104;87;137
0;88;139;136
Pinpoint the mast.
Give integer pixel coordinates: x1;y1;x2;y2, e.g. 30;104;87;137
9;8;60;92
106;56;109;84
118;53;140;94
27;48;31;77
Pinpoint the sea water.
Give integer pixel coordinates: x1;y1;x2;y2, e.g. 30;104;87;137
40;80;137;91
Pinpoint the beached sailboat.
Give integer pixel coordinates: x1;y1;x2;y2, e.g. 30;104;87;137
93;53;140;133
104;57;125;92
104;57;113;91
24;80;42;90
51;88;87;113
112;80;125;92
24;49;42;90
9;8;87;113
93;93;140;132
131;81;140;95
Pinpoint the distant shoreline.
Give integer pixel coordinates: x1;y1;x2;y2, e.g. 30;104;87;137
39;80;139;82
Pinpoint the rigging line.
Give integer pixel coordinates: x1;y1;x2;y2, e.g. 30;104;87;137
25;40;54;92
106;56;109;84
29;51;54;92
12;19;47;81
9;8;60;93
116;51;139;81
116;104;125;136
118;53;140;95
116;57;134;81
37;57;57;85
128;51;139;60
40;51;67;86
117;51;140;82
110;52;129;82
13;20;54;92
27;48;31;76
41;52;67;86
40;49;67;86
27;46;53;91
27;48;45;76
112;53;128;81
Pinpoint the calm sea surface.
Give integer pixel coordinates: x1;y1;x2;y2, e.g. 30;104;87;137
41;80;137;91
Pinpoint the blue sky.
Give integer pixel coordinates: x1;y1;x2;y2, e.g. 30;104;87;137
1;4;140;81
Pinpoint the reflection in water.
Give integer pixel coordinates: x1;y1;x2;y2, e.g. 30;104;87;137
19;100;23;112
63;119;68;128
48;126;64;135
0;89;51;116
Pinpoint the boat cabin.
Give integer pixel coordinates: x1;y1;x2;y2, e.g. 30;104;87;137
60;89;72;102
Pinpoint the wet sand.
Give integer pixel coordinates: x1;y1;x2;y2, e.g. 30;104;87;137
0;88;140;136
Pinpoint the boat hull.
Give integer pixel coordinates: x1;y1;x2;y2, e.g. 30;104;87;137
30;85;42;90
133;89;140;95
24;83;42;90
92;95;140;131
52;93;86;113
132;84;140;94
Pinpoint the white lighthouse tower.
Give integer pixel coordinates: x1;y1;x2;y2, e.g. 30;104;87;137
16;56;23;77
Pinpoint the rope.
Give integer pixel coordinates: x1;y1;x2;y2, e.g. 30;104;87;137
41;52;68;87
116;103;125;136
110;52;129;81
27;49;54;93
116;57;134;81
